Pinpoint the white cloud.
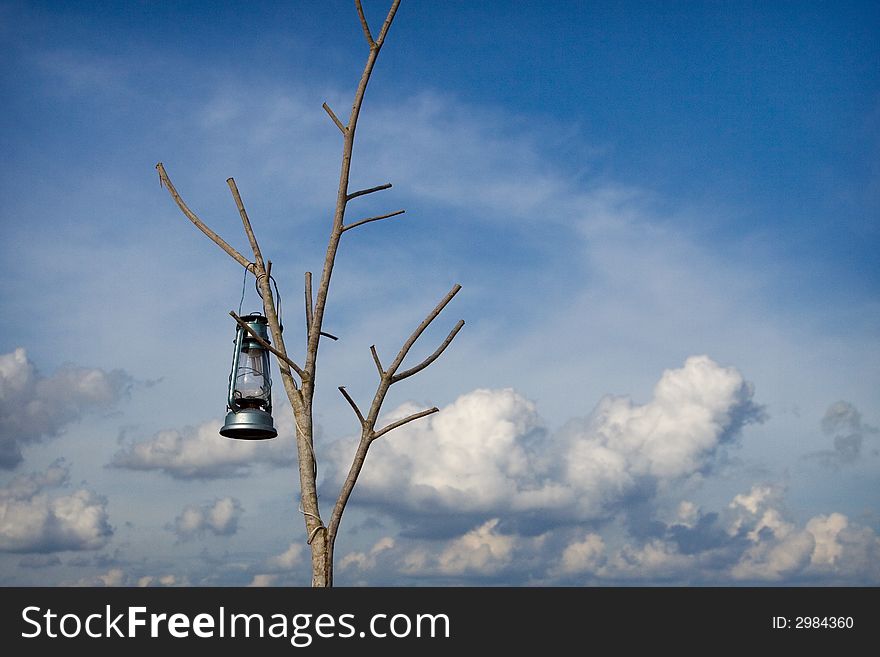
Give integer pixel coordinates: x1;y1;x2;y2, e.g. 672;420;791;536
247;574;278;587
72;569;187;587
329;483;880;585
730;485;775;516
553;532;606;577
169;497;243;540
0;348;130;468
576;355;760;480
331;387;544;515
110;407;296;479
806;513;848;568
400;519;521;578
601;539;697;581
434;519;516;576
246;541;308;586
675;501;699;528
138;574;184;587
0;462;112;553
96;568;126;587
67;568;128;587
329;355;762;525
730;530;816;581
723;486;880;582
266;542;305;570
803;514;880;580
340;537;395;572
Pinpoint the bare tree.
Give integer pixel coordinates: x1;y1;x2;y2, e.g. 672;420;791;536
155;0;461;587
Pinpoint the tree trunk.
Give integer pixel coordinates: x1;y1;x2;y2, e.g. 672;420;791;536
310;531;333;587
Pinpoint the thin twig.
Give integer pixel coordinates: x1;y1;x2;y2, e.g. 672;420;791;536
393;319;465;382
338;386;366;426
373;407;438;440
375;0;401;46
342;209;405;232
387;284;462;377
346;183;392;201
155;163;250;269
322;102;348;134
320;331;339;341
370;345;384;376
304;272;313;338
227;177;266;269
230;311;305;378
355;0;376;47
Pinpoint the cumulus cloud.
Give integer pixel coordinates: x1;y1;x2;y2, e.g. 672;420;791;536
551;532;606;577
336;521;535;583
726;485;815;581
708;485;879;583
72;569;188;587
110;407;296;479
328;356;763;528
809;401;878;467
247;574;280;587
328;387;544;518
806;513;847;568
246;542;308;587
340;537;395;573
137;574;187;587
265;542;305;571
397;519;550;582
168;497;243;540
331;483;880;586
0;347;131;468
0;462;112;553
429;519;516;577
601;539;698;581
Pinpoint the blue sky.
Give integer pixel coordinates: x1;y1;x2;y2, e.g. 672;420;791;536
0;0;878;586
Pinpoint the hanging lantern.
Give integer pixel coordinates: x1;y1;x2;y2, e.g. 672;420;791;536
220;313;278;440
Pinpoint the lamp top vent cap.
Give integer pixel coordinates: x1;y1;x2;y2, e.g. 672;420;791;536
238;313;270;341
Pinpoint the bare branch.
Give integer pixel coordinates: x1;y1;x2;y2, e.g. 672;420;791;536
354;0;375;47
227;177;266;269
155;163;250;269
320;331;339;341
322;102;348;134
341;209;405;232
370;345;384;377
304;271;313;338
230;311;305;379
338;386;366;426
393;319;465;383
387;284;462;377
375;0;402;47
327;436;369;544
346;183;392;201
372;407;438;440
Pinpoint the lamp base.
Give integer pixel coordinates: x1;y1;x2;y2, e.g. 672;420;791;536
220;408;278;440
